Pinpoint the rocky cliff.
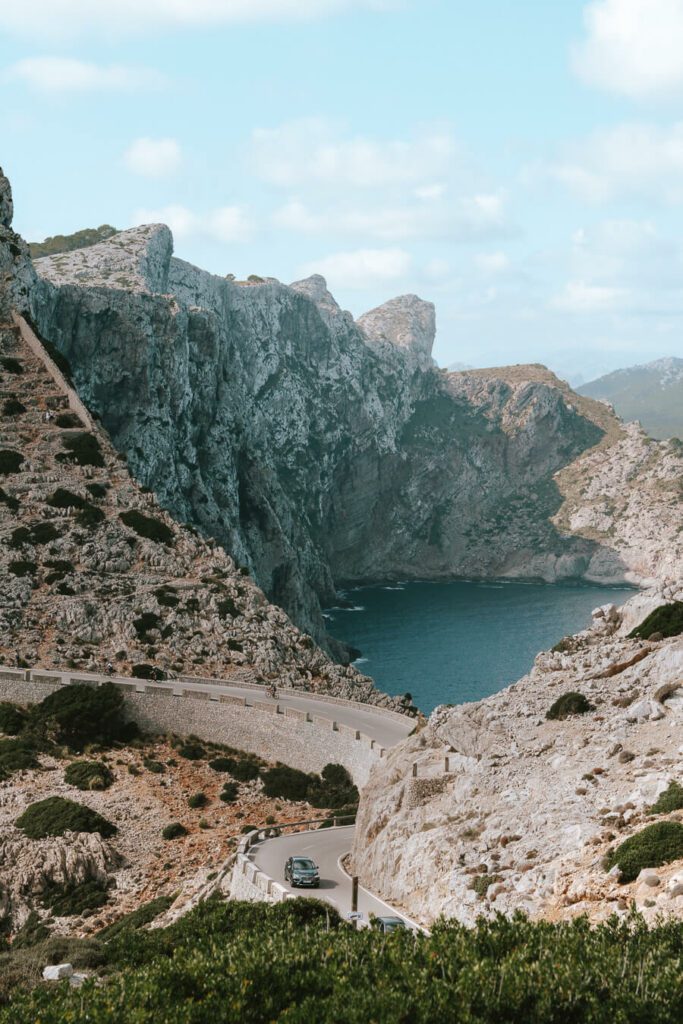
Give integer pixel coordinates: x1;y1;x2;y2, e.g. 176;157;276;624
26;215;648;652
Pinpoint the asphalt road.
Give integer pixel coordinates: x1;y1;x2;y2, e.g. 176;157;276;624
247;825;412;928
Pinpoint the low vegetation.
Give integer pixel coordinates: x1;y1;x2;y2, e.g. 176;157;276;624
64;760;114;791
161;823;187;840
119;509;173;545
0;702;26;735
56;432;104;468
16;796;117;839
260;762;358;809
2;900;683;1022
546;691;593;720
629;601;683;640
604;821;683;882
41;879;110;918
0;449;23;475
29;224;118;258
2;397;25;416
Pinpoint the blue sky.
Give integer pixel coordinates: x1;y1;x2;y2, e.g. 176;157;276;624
2;0;683;382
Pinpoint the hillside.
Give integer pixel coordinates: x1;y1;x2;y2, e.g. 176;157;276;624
578;358;683;440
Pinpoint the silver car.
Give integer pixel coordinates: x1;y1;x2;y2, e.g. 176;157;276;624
284;856;320;888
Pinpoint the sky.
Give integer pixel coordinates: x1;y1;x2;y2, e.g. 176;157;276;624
2;0;683;383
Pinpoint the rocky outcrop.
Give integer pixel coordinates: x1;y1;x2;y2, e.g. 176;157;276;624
351;585;683;926
25;214;653;651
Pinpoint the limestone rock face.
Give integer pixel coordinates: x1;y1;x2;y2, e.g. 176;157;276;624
351;584;683;927
25;220;664;650
0;166;35;320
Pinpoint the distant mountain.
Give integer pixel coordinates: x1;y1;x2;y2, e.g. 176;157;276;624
29;225;118;259
446;361;474;372
578;357;683;439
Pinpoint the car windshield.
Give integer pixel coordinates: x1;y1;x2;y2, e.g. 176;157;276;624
383;919;405;931
292;858;316;870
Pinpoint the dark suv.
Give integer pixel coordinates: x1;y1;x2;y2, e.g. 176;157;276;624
284;856;320;888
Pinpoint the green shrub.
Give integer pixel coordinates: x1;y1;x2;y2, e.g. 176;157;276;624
133;612;161;640
120;510;173;545
47;489;103;528
0;357;22;374
178;740;206;761
162;823;187;840
9;912;50;950
629;601;683;640
0;738;39;777
0;487;19;511
0;449;23;475
131;664;166;681
471;873;502;898
154;587;179;607
219;782;239;803
217;597;238;617
209;757;233;773
605;821;683;882
546;692;593;720
64;760;114;791
55;412;82;428
216;756;260;781
8;560;36;577
9;522;60;548
260;762;358;808
55;433;104;468
0;935;103;1002
0;702;26;735
86;482;108;499
31;682;136;751
2;398;25;416
649;781;683;815
143;758;165;774
260;764;310;801
188;792;208;809
41;878;109;917
16;797;117;839
240;823;258;834
96;895;173;942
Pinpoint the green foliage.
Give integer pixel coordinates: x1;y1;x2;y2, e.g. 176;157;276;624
96;895;173;943
154;586;179;607
177;740;206;761
56;432;104;468
650;781;683;815
217;596;238;617
0;357;22;375
32;682;137;751
0;935;103;1004
2;397;25;416
132;612;161;640
86;482;108;499
0;449;23;475
131;664;166;681
5;900;683;1023
9;912;50;951
41;878;109;917
7;560;36;577
261;762;359;808
161;823;187;840
629;601;683;640
546;691;594;720
208;757;234;772
0;738;39;777
143;758;164;774
29;225;118;258
64;760;114;791
0;702;26;735
9;522;60;547
119;510;173;545
471;873;502;899
219;782;239;803
214;755;261;781
47;488;104;528
55;412;83;428
0;487;18;511
187;792;208;809
16;796;117;839
605;821;683;882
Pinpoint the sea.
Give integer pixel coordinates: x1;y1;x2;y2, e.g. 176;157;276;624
326;578;634;714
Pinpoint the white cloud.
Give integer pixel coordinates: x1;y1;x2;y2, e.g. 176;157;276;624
124;138;182;178
551;280;627;312
475;251;510;273
133;203;252;243
250;119;457;189
543;121;683;203
414;183;446;201
298;247;411;289
5;56;166;93
0;0;398;38
573;0;683;100
272;190;514;242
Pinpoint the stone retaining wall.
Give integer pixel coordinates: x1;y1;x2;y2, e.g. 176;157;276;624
0;667;383;784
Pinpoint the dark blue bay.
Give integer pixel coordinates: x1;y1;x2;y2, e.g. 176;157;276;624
326;579;634;715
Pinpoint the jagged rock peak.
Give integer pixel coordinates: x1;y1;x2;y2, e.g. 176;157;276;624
34;223;173;295
357;294;436;364
289;274;346;325
0;167;13;228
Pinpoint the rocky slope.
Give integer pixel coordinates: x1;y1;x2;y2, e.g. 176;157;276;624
351;584;683;926
578;357;683;440
0;167;398;704
26;213;642;650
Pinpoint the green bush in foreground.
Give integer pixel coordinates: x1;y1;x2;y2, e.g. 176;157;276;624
64;760;114;791
16;797;117;839
546;691;593;720
605;821;683;882
32;682;137;751
3;900;683;1023
629;601;683;640
650;780;683;815
41;878;110;918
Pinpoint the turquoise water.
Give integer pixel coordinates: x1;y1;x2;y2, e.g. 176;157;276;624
326;579;634;714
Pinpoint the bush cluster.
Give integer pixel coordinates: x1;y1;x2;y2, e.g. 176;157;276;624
605;821;683;882
161;823;187;840
56;433;104;468
16;797;117;839
260;762;358;809
119;510;173;545
629;601;683;640
546;691;593;720
33;683;137;751
41;879;110;918
64;760;114;791
0;703;26;735
187;792;208;809
0;449;24;475
650;780;683;815
219;781;239;803
2;398;26;416
4;900;683;1022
